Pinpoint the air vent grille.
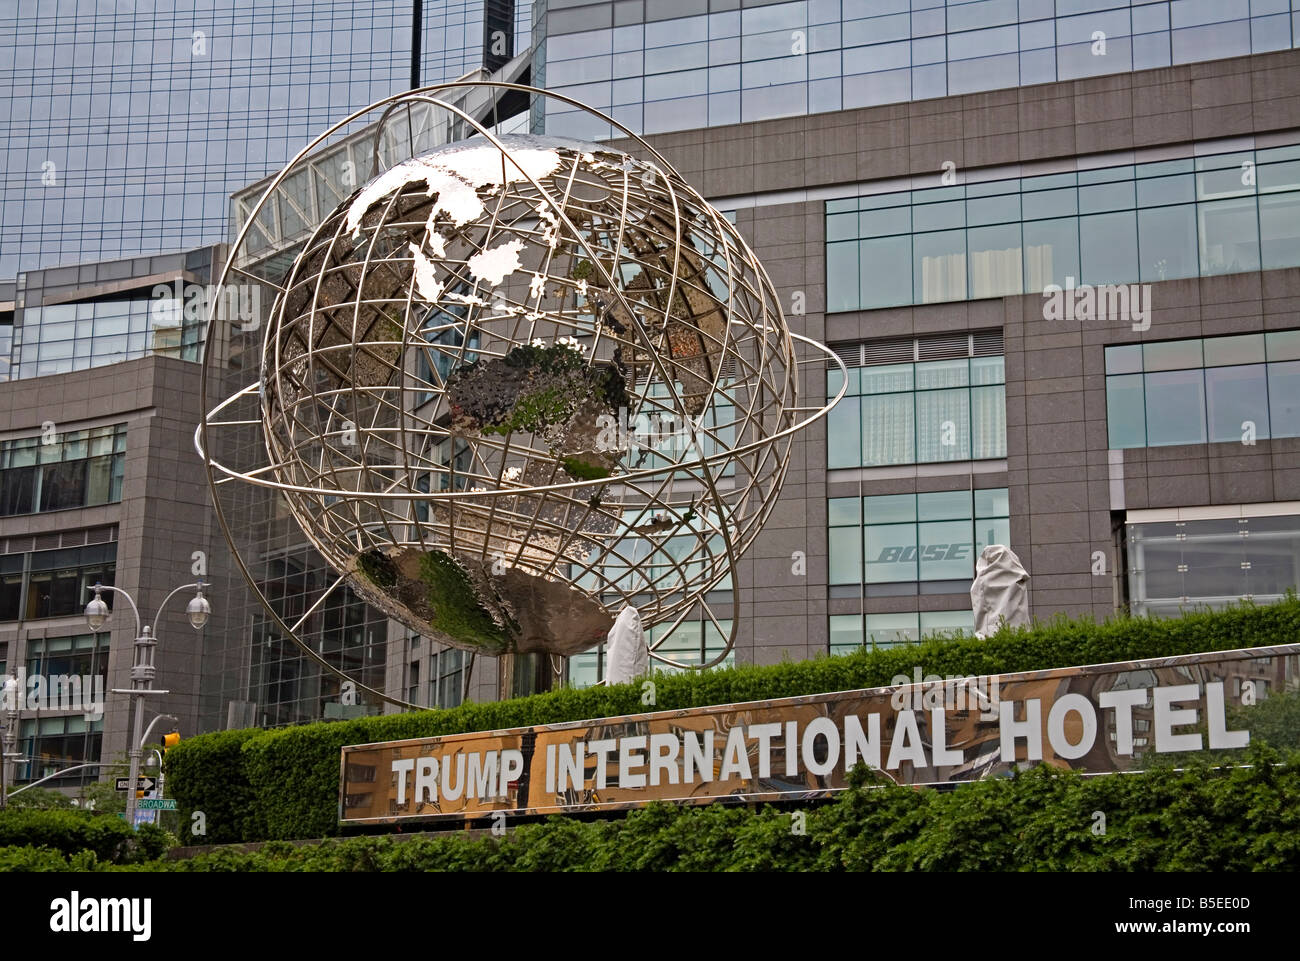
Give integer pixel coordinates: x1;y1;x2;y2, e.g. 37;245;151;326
862;337;915;365
917;333;970;361
972;329;1004;356
829;329;1004;368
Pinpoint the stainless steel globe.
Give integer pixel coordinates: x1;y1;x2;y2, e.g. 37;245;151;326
199;83;845;706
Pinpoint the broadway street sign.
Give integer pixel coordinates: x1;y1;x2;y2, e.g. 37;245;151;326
339;643;1297;825
136;798;177;811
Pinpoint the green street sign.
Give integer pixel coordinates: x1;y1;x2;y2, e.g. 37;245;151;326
137;798;177;810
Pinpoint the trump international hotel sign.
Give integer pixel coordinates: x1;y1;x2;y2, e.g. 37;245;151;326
339;644;1296;825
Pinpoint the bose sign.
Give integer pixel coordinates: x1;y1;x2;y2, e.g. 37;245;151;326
874;543;972;563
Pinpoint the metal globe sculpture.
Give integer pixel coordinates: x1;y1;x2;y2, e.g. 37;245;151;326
199;84;843;703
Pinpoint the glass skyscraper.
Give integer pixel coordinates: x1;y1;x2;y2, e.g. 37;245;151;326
535;0;1300;139
0;0;534;282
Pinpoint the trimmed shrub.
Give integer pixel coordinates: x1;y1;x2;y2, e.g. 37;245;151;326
11;744;1300;871
0;809;169;863
0;845;100;872
164;727;263;844
170;598;1300;842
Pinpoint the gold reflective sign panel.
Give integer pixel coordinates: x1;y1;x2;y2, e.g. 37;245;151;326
340;644;1298;825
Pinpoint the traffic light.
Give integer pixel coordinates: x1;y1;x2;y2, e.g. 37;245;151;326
162;732;181;752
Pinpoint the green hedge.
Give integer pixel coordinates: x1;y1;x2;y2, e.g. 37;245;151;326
0;809;170;864
166;598;1300;843
18;745;1300;871
165;727;264;844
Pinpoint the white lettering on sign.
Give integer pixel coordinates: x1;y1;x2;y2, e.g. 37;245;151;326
1098;688;1147;754
380;681;1254;810
1046;693;1097;760
1153;684;1202;753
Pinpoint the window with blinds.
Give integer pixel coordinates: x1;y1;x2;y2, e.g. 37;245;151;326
826;331;1006;468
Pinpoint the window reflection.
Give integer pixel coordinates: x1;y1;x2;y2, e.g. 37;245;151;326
0;424;126;517
1198;198;1260;274
1126;512;1300;618
1105;334;1300;448
828;349;1005;468
830;489;1011;591
566;617;734;686
829;144;1300;312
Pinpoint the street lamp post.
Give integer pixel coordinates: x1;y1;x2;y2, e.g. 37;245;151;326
85;581;210;830
0;673;19;809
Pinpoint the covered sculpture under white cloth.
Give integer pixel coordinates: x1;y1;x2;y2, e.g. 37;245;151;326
604;606;649;684
971;544;1030;639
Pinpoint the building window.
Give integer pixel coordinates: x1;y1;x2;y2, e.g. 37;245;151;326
18;715;103;785
0;554;22;621
830;609;975;655
1126;510;1300;617
0;312;13;383
407;659;421;707
830;489;1010;589
1104;331;1300;448
571;507;734;597
252;553;386;727
827;144;1300;312
415;298;480;406
541;5;1292;138
0;543;117;622
568;645;606;690
0;424;126;517
828;333;1005;468
24;633;110;683
430;646;465;709
14;294;206;380
567;617;734;688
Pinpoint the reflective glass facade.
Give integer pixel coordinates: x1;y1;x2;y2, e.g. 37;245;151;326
0;312;12;383
568;617;735;687
829;489;1010;588
538;0;1300;139
10;295;208;380
244;551;389;728
0;1;527;280
0;542;117;622
1104;331;1300;448
24;633;110;687
425;1;533;80
828;143;1300;312
829;608;973;654
428;646;467;708
18;714;103;785
1126;511;1300;616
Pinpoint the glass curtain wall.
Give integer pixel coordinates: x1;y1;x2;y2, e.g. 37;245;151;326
828;144;1300;312
1105;331;1300;448
828;356;1005;468
830;488;1011;589
539;0;1300;139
